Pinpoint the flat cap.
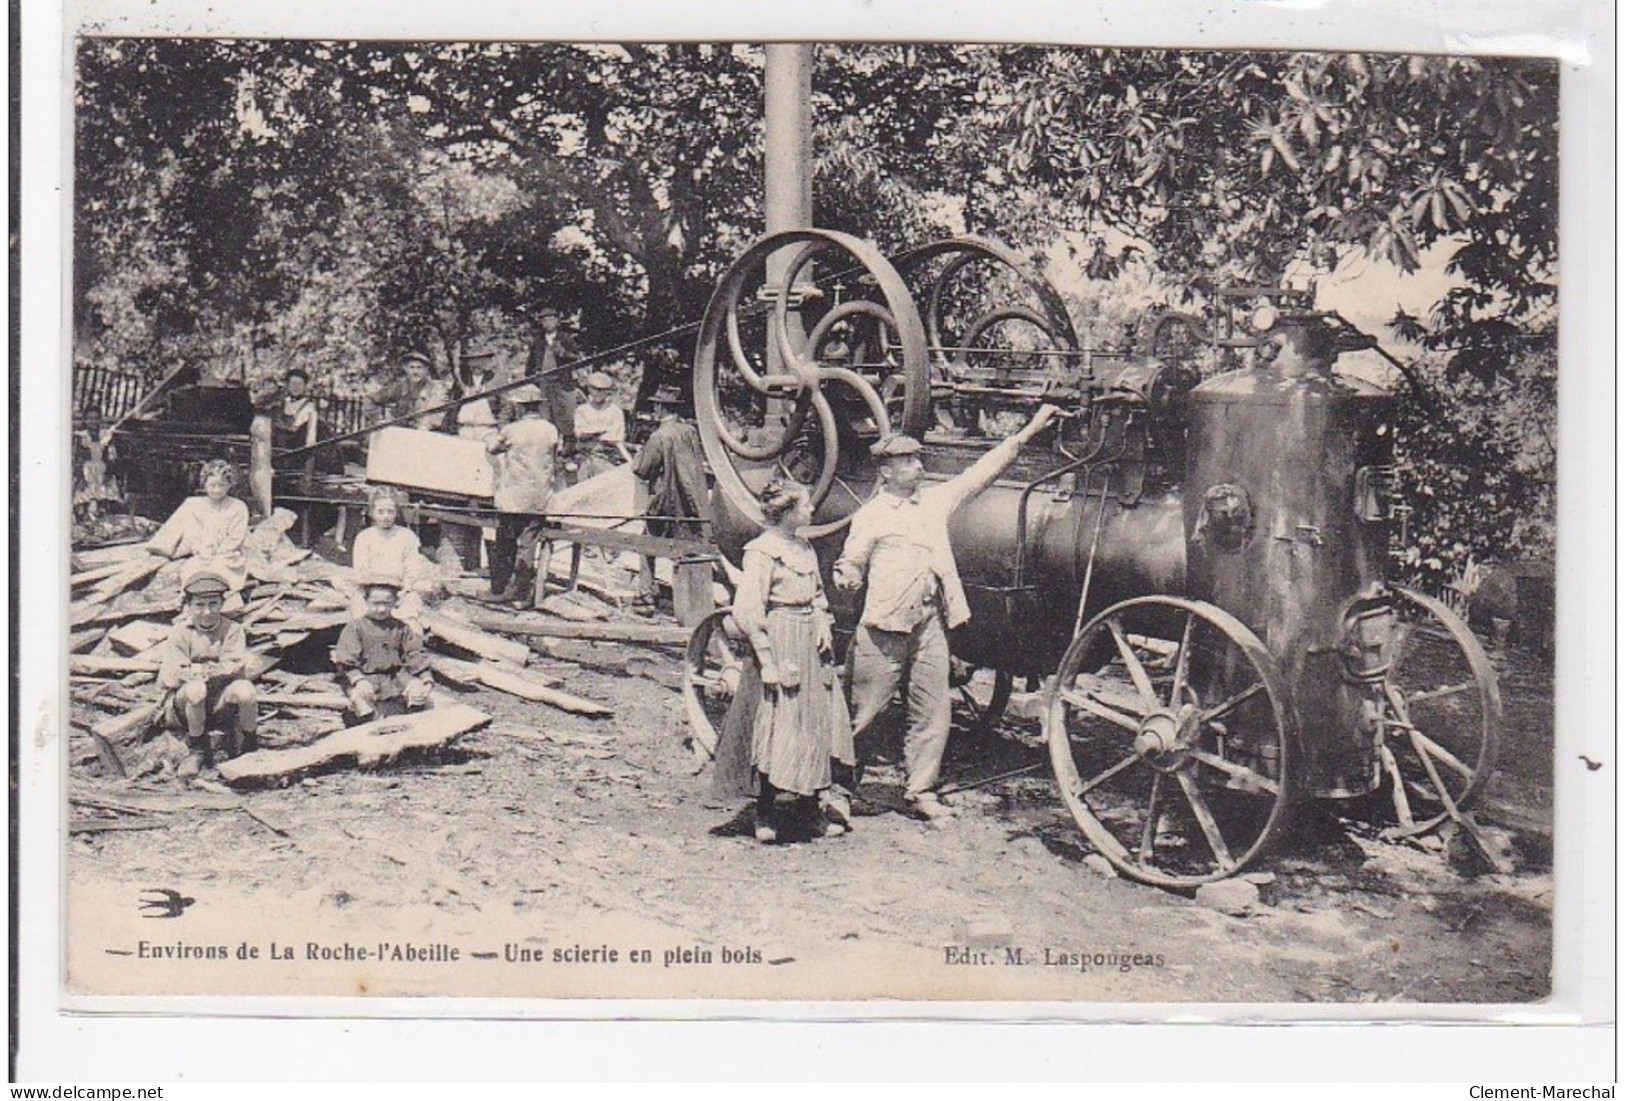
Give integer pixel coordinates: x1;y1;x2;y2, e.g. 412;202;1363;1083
359;573;404;593
649;383;685;406
463;347;496;363
180;564;231;597
870;433;923;458
403;350;432;367
508;383;544;404
536;305;561;319
585;371;615;390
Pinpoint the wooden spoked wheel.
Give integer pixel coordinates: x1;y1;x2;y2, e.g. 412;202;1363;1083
681;609;748;762
1044;596;1301;887
1374;586;1502;837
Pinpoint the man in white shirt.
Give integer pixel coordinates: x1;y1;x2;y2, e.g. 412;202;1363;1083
485;384;561;609
573;370;629;480
834;404;1059;819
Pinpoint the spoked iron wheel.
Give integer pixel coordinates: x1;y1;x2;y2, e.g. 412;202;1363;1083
1043;596;1301;887
1374;586;1502;837
681;609;748;761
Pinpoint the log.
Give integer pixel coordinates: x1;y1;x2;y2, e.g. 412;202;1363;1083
216;702;491;784
423;610;531;666
459;607;690;647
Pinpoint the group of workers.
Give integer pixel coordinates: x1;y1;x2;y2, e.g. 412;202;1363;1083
133;304;1065;847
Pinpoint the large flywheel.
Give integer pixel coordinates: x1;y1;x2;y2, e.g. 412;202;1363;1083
692;229;931;539
896;236;1083;377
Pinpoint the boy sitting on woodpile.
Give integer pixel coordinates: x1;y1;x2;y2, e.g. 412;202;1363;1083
332;576;433;724
159;563;260;779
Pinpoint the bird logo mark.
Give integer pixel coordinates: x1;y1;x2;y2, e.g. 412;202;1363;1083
138;888;196;919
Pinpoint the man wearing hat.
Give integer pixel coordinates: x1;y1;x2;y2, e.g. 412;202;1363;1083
632;382;713;606
159;562;259;779
484;383;561;607
332;575;434;724
370;351;448;431
572;370;629;480
834;404;1060;821
525;305;581;454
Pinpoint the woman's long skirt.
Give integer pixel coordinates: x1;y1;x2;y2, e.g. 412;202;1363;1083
749;608;855;796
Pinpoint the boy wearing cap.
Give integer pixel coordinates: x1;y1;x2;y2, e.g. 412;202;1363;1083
159;566;259;779
833;404;1060;820
484;384;561;608
332;577;434;724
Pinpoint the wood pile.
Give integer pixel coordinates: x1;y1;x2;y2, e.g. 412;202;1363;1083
68;505;695;793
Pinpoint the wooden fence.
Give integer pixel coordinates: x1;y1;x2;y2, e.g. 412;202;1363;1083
72;363;371;438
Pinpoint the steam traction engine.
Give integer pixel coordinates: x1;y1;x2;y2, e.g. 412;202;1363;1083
684;229;1500;887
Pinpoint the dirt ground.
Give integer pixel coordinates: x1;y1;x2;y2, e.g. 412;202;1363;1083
65;599;1554;1006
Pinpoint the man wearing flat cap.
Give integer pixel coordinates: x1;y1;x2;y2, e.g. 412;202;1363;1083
834;404;1060;821
332;575;434;724
159;562;259;779
370;350;448;431
484;383;561;608
525;304;582;454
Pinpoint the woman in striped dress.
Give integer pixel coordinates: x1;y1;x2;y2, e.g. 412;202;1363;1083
732;479;855;843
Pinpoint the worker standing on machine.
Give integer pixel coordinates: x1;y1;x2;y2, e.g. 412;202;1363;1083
834;404;1059;821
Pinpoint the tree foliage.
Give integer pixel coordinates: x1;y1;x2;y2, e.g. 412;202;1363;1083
74;40;1558;577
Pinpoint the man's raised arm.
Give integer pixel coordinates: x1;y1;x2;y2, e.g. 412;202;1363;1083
936;404;1062;514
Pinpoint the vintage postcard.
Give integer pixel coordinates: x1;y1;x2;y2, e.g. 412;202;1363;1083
18;0;1614;1081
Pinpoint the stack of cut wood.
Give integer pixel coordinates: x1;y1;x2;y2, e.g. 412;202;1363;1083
67;510;672;790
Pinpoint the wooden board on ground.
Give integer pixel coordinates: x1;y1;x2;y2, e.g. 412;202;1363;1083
217;702;491;785
70;542;151;570
106;620;171;655
80;554;165;607
429;656;612;717
70;655;162;677
458;606;690;647
258;691;351;711
423;610;531;666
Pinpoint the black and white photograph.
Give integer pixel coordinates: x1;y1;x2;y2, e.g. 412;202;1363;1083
17;0;1614;1080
